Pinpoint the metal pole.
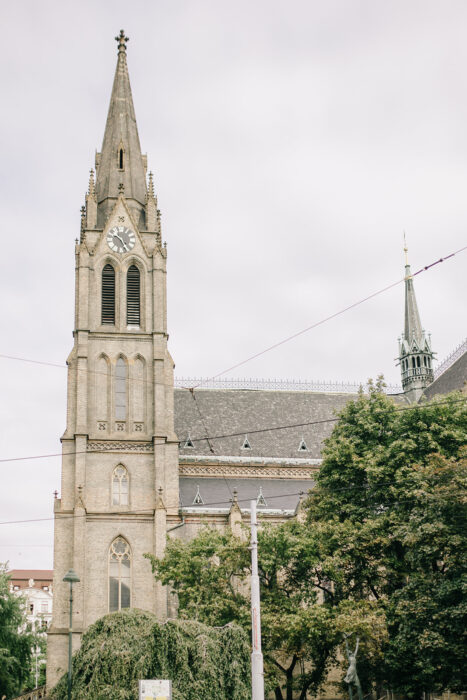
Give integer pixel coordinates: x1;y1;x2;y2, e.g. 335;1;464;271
250;500;264;700
67;582;73;700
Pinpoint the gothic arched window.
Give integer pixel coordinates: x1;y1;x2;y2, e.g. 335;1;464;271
126;266;140;326
115;358;127;420
112;465;129;505
109;537;131;612
102;264;115;325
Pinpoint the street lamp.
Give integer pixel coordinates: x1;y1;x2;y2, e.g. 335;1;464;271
63;569;80;700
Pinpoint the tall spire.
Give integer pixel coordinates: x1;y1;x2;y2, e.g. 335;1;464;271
403;236;423;344
95;30;147;228
397;238;435;402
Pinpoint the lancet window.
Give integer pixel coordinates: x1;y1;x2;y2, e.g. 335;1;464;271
115;358;127;420
101;264;115;325
112;465;129;506
109;537;131;612
126;265;140;326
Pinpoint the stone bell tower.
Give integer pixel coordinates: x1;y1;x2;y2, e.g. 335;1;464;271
47;31;179;688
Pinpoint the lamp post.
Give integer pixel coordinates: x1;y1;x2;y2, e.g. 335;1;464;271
63;569;80;700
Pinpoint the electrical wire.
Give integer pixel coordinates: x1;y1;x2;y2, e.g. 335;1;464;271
0;473;465;528
190;245;467;387
0;395;464;465
1;245;465;391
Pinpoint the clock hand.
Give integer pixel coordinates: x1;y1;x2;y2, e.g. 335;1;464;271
114;234;125;245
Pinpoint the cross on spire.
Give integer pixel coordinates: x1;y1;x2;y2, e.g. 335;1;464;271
115;29;129;53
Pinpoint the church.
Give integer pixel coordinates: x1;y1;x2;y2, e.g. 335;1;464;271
46;31;467;688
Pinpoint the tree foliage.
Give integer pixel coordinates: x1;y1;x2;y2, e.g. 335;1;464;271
50;609;250;700
0;563;35;699
149;386;466;699
303;385;467;696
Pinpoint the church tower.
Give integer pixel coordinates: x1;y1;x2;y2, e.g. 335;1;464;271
397;240;435;402
47;31;179;688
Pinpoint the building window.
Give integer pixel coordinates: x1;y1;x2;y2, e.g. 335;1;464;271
109;537;131;613
29;604;34;614
119;148;124;170
126;266;140;326
112;465;129;505
115;358;127;420
102;264;115;325
417;356;421;367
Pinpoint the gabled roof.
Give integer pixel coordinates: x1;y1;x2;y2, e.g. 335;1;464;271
423;348;467;400
175;388;356;459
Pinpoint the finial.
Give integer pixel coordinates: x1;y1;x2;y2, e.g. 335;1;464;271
115;30;129;54
118;182;125;195
148;171;155;197
53;490;58;499
403;231;409;267
80;205;86;232
88;168;95;196
232;487;238;504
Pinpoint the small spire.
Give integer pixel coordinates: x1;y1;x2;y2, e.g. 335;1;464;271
148;171;155;198
88;169;95;196
115;29;129;54
80;205;86;231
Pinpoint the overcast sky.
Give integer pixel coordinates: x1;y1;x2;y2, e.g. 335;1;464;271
1;0;466;569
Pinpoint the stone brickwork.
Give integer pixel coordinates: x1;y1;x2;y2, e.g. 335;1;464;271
47;35;178;690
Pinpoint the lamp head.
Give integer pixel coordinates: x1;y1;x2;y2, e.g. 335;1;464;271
63;568;80;584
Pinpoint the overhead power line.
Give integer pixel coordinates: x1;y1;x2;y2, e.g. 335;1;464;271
0;482;465;529
0;396;464;465
191;245;467;387
1;245;465;391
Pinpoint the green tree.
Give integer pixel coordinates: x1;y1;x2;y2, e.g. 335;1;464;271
0;563;35;699
50;609;250;700
300;385;467;696
148;386;466;699
147;525;341;700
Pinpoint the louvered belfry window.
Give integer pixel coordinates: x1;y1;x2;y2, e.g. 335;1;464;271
126;265;140;326
102;264;115;325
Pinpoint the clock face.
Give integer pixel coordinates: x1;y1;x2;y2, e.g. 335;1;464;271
106;226;136;253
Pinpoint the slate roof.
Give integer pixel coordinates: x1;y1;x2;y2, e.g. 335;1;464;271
180;477;314;512
423;349;467;400
174;388;356;459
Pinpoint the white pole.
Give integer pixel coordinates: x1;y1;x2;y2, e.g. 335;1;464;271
250;500;264;700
